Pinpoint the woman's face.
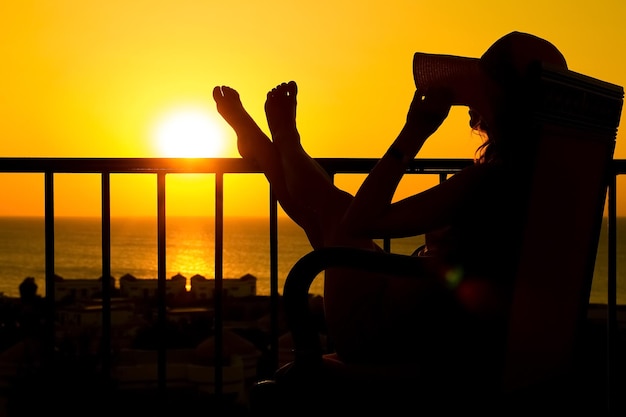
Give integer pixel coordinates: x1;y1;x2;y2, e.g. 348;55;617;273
469;108;482;130
466;72;500;134
468;108;492;136
473;80;504;134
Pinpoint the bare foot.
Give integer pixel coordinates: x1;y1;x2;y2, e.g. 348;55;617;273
265;81;299;146
212;85;269;159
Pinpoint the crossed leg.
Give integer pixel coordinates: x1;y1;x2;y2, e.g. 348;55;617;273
213;82;373;250
213;84;321;246
213;81;431;364
264;81;340;212
264;81;380;248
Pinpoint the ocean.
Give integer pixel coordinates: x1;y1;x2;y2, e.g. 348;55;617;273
0;216;624;305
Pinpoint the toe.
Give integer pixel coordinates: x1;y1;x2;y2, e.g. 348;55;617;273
287;81;298;96
212;86;223;101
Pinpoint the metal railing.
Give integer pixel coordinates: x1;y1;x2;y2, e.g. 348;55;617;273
0;156;623;411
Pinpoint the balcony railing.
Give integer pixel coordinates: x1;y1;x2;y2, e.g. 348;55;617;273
0;157;624;413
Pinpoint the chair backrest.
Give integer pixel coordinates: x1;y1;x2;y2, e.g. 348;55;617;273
502;65;623;391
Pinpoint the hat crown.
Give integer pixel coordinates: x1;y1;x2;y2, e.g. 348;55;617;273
480;31;567;79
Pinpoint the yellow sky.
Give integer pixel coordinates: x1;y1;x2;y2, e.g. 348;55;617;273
1;1;625;217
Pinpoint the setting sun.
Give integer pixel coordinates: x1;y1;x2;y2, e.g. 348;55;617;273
153;107;225;157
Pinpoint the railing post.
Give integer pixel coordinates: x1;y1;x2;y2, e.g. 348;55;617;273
101;173;112;384
269;186;279;372
156;172;167;399
607;166;618;414
44;171;56;365
214;172;224;403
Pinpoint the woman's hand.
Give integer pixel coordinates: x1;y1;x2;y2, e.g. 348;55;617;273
405;89;452;138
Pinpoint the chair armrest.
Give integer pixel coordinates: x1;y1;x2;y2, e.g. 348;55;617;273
283;247;430;364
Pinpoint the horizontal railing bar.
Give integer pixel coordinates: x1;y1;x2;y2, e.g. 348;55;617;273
0;157;258;173
0;157;474;174
4;157;626;176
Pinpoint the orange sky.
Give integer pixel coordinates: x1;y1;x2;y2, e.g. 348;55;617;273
1;1;625;217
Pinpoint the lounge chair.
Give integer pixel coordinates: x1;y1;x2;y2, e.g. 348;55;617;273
249;64;624;415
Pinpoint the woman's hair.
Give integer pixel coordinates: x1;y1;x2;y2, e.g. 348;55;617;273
472;92;530;166
472;117;491;164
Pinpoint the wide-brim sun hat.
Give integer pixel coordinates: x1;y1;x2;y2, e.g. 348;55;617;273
413;31;568;107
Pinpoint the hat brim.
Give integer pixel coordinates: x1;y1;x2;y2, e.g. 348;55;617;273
413;53;482;107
